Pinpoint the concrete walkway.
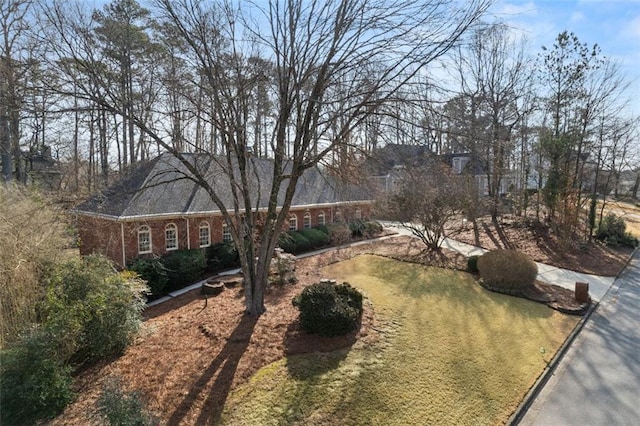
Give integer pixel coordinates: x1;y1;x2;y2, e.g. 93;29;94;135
518;248;640;425
382;222;616;302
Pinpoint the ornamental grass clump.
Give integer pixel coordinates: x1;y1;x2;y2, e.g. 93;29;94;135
477;250;538;291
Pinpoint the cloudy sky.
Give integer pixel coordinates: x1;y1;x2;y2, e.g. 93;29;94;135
490;0;640;117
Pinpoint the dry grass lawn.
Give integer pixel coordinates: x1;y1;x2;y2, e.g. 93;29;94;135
220;255;579;425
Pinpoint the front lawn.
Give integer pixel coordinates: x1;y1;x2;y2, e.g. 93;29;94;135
221;255;579;425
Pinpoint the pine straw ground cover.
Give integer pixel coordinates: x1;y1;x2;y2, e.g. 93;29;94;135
51;236;585;425
219;255;579;425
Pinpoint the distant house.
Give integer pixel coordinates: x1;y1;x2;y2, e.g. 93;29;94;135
364;144;513;196
74;153;373;268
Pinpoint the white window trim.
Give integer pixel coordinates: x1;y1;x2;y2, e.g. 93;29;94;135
222;223;232;243
138;226;152;254
165;223;178;251
199;222;211;248
318;211;325;226
355;208;362;220
303;211;312;229
289;214;298;231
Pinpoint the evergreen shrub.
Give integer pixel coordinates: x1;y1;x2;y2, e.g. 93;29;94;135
596;213;639;248
477;250;537;291
292;282;363;337
0;329;73;425
299;228;330;248
207;242;240;271
467;255;480;274
97;378;155;426
128;257;168;299
162;249;206;289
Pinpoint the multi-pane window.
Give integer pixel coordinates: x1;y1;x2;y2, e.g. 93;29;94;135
138;226;152;254
335;210;342;223
355;208;362;220
318;211;326;226
199;222;210;247
222;223;232;243
304;211;312;229
289;214;298;231
165;223;178;251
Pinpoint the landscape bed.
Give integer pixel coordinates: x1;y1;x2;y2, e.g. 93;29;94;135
51;237;584;425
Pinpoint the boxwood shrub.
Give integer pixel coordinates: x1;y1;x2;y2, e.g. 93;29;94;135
292;282;363;337
477;250;537;291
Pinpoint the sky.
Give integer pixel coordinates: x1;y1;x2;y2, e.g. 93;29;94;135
489;0;640;117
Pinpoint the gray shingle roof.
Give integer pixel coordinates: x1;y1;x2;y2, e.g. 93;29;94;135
75;153;370;219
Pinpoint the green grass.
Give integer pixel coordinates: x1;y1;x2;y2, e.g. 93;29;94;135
220;255;579;425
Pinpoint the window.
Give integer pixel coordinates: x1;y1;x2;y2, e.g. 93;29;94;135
165;223;178;251
335;210;342;223
355;208;362;220
222;223;232;243
304;211;312;229
199;222;210;247
453;156;469;174
289;214;298;231
138;226;152;254
318;211;326;226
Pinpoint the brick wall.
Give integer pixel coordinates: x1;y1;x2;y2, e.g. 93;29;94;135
77;202;373;268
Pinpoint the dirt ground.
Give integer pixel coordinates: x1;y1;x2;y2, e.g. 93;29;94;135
51;228;633;425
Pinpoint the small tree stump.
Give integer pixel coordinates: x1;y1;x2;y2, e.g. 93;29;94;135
202;282;225;296
575;282;590;304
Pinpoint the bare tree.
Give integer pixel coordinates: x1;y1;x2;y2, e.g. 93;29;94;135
385;162;465;250
452;22;535;220
42;0;489;315
1;0;32;182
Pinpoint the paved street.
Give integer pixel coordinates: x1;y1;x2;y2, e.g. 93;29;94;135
519;249;640;425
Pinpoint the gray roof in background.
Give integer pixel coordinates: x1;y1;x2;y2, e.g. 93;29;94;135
75;153;370;219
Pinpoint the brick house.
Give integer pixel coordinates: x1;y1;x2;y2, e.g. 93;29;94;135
74;153;373;268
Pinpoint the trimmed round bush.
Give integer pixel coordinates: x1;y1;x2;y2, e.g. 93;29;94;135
292;282;363;337
477;250;538;291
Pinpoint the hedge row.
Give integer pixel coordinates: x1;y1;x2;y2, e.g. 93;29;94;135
129;220;384;299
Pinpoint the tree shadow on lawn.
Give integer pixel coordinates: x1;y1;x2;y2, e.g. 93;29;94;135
166;313;258;426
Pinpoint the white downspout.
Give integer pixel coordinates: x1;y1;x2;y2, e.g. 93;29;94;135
186;218;191;249
120;222;126;267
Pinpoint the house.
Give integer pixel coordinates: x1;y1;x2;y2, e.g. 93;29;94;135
74;153;373;268
364;144;514;196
